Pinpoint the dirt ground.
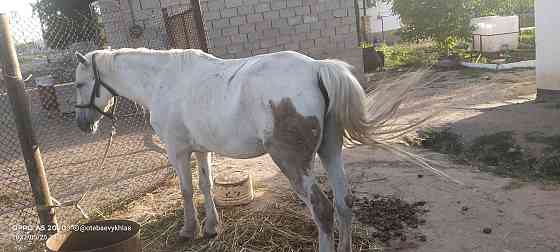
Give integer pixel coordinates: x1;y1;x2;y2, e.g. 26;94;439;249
0;96;172;249
111;68;560;252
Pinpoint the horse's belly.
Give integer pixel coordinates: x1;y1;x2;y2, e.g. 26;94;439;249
194;140;266;159
217;151;266;159
190;128;267;159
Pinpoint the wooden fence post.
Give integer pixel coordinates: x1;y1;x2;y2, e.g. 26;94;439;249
0;14;58;237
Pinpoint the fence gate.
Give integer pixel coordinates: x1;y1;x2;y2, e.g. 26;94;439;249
162;8;204;50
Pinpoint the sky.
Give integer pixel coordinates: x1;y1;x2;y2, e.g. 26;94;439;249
0;0;43;43
0;0;36;15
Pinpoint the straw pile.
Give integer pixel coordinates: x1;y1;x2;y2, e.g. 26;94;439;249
141;193;382;252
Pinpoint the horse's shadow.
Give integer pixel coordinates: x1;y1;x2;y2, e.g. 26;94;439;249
446;101;560;147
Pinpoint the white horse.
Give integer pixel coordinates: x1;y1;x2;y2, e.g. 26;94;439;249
74;48;422;252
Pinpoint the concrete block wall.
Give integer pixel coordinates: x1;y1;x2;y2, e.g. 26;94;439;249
98;0;170;49
97;0;364;75
199;0;363;73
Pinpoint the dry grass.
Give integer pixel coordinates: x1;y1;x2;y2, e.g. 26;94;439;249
140;193;382;252
0;192;17;208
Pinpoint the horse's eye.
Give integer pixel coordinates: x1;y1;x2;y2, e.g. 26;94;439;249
76;83;84;88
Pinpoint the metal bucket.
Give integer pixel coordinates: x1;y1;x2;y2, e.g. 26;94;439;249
46;219;141;252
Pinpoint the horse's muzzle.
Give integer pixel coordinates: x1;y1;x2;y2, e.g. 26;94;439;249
77;110;99;133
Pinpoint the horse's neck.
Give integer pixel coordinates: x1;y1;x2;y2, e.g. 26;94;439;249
102;50;211;110
103;54;158;109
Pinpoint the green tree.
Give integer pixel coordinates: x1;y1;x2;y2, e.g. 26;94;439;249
387;0;534;55
32;0;102;49
390;0;475;55
474;0;534;17
474;0;535;27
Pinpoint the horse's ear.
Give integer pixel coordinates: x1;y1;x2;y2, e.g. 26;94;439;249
76;52;88;65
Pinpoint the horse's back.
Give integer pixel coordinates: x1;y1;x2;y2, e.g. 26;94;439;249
241;51;326;114
231;51;327;129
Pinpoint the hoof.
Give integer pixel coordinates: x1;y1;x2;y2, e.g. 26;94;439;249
178;226;198;241
202;224;221;239
203;231;218;239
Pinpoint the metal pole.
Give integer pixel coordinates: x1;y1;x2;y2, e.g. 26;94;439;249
381;17;385;42
0;14;57;236
354;0;362;45
190;0;208;52
362;0;368;42
479;35;483;58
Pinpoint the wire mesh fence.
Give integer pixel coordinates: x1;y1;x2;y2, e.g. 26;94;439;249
0;4;205;250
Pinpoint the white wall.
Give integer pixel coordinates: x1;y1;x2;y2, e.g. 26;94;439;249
365;2;401;33
536;0;560;95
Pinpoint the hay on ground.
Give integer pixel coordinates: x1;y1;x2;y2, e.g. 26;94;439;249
141;193;382;252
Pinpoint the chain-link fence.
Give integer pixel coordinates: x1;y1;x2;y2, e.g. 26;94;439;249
0;5;209;249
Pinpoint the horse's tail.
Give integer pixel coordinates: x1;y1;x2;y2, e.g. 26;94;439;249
316;59;464;185
316;59;420;145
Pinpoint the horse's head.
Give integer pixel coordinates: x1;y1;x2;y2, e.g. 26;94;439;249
74;51;117;133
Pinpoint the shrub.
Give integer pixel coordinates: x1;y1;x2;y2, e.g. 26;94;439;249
377;43;439;69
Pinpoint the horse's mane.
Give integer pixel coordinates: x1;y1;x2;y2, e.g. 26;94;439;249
108;47;219;59
89;48;222;73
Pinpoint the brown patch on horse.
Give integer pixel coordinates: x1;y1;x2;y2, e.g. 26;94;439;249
266;98;321;192
310;183;334;234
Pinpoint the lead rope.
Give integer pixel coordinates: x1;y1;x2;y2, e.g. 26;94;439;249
46;99;119;221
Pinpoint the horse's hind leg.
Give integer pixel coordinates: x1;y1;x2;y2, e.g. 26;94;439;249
318;114;353;252
266;98;335;252
267;151;335;252
167;143;200;239
194;152;220;237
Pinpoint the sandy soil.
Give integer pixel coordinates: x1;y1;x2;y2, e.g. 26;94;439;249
374;69;560;155
110;68;560;252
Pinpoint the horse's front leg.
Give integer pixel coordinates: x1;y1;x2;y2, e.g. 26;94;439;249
194;152;220;237
167;143;199;239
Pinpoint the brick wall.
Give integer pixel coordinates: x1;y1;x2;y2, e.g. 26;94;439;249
98;0;364;76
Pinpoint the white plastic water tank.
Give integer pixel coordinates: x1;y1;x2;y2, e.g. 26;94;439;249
471;16;519;53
